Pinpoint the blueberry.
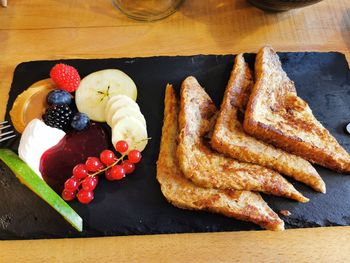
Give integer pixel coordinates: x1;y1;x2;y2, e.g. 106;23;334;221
71;112;90;131
47;90;72;105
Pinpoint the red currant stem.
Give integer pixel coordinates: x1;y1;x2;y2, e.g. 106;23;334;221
88;154;126;177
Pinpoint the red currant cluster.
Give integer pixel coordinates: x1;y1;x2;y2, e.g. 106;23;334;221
61;140;142;204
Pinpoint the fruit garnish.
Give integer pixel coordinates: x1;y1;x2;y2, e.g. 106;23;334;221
62;189;76;201
100;150;117;165
105;95;145;127
121;160;135;174
104;94;148;153
10;78;55;133
75;69;137;122
46;89;89;132
62;140;144;204
85;157;104;172
115;140;128;153
128;149;142;164
0;149;82;231
50;63;81;92
77;189;94;204
110;165;126;180
105;169;114;181
18;119;66;178
71;112;90;131
43;104;73;131
111;107;147;129
64;177;79;191
112;117;148;153
82;176;98;191
39;123;109;193
73;164;89;179
47;89;72;105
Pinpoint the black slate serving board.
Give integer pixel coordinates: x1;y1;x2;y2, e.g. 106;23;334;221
1;52;350;240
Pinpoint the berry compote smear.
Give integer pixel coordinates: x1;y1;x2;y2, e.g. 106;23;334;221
39;123;109;193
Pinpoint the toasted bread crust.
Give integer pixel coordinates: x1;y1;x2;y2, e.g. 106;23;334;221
177;76;308;202
244;46;350;173
211;54;325;193
156;85;284;231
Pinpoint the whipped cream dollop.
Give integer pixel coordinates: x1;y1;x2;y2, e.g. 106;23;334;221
18;119;66;179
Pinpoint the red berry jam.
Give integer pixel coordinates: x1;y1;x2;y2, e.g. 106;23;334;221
39;123;109;193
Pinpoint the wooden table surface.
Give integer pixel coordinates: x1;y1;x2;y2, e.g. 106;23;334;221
1;0;350;262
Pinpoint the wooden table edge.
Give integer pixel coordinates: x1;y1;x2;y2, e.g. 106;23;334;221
1;226;350;261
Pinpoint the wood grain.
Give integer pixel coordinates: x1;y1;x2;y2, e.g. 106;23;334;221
0;0;350;261
1;227;350;262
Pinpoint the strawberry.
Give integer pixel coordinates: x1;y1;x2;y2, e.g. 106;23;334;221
50;63;81;92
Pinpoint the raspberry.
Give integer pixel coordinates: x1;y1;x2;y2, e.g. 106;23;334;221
50;63;81;92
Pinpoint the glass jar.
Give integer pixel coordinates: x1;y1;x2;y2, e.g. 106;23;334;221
112;0;184;21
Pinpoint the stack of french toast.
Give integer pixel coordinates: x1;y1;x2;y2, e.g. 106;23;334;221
156;46;350;231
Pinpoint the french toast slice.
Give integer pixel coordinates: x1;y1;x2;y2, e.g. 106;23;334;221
156;84;284;231
244;46;350;173
211;54;325;193
177;76;308;202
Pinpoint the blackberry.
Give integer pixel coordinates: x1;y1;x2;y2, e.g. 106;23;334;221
43;104;73;131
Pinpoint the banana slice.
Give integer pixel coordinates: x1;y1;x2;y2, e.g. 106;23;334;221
105;95;125;116
75;69;137;122
105;95;140;117
106;96;140;125
111;117;148;152
111;107;146;129
105;95;126;117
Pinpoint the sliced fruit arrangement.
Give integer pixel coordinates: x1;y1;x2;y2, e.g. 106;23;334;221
0;149;82;231
75;69;137;122
62;140;143;204
10;63;90;133
105;95;148;152
105;95;142;126
74;68;148;152
112;117;148;153
6;62;149;231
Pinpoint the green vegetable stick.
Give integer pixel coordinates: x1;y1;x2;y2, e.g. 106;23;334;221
0;149;82;232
